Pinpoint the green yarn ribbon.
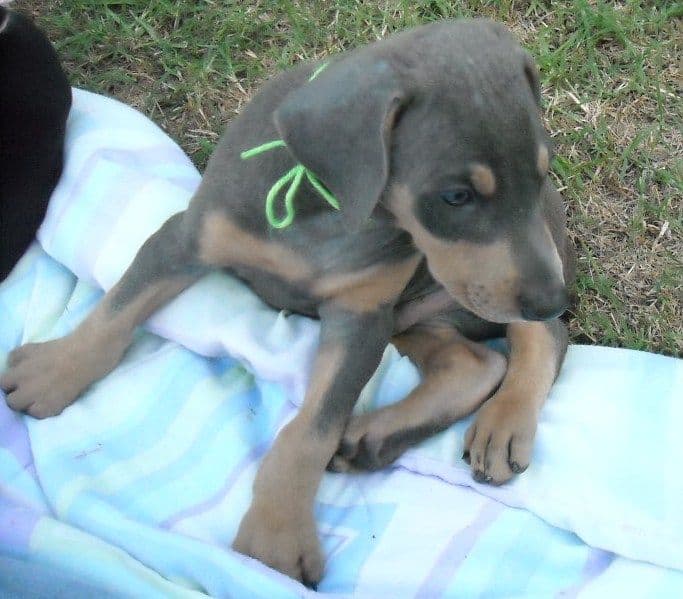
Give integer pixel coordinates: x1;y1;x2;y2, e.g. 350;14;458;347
239;61;339;229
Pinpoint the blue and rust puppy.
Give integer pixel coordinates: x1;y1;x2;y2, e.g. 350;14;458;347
1;19;575;586
0;6;71;279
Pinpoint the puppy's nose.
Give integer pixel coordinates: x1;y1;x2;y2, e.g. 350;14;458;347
519;286;569;321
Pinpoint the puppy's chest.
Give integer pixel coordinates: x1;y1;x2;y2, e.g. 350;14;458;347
224;235;502;339
227;264;321;317
228;250;422;318
202;211;420;314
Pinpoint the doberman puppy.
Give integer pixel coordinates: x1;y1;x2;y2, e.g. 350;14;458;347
0;6;71;280
1;19;575;586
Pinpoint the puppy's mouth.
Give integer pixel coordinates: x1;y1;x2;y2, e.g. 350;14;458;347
444;281;520;324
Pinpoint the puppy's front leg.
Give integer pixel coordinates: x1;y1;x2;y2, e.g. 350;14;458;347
464;319;568;485
1;212;205;418
233;304;393;587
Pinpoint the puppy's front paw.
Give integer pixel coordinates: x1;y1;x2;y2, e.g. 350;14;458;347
0;333;124;419
463;394;537;485
233;501;323;588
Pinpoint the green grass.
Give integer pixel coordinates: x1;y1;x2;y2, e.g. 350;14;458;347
15;0;683;356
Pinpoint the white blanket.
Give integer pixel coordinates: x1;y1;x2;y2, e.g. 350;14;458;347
0;88;680;597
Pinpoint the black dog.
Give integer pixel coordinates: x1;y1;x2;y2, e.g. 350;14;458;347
0;6;71;280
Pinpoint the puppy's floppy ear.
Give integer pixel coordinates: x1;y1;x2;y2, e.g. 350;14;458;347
275;55;406;230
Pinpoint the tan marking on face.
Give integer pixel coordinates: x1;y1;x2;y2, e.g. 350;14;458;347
198;212;312;281
470;163;497;196
312;255;421;313
387;185;521;322
537;145;549;176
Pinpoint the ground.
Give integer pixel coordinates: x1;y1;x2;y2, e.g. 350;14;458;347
11;0;682;356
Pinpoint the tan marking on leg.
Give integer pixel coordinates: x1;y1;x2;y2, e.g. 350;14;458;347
391;326;506;417
470;163;497;197
198;212;312;281
234;412;324;582
107;276;197;335
234;340;351;586
537;144;549;176
235;299;394;584
464;320;565;484
1;274;197;418
331;325;506;472
298;343;346;423
498;320;560;407
394;288;455;333
391;322;461;365
312;255;421;313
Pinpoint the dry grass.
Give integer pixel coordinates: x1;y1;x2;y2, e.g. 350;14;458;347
11;0;683;356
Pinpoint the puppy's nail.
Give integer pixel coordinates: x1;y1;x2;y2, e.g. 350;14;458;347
302;574;319;591
473;470;487;483
510;462;527;474
462;451;470;464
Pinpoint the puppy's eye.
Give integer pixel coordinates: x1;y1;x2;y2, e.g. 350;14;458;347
440;187;474;207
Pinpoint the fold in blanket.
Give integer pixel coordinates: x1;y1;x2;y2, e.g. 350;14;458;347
0;89;681;597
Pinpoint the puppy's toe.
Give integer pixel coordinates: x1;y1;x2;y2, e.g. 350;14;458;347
328;415;367;470
299;539;324;589
508;434;533;474
330;413;405;472
233;503;324;587
337;434;362;461
5;388;31;412
0;370;18;393
7;344;36;367
26;398;69;419
327;453;352;473
465;426;490;480
465;395;537;486
483;437;514;485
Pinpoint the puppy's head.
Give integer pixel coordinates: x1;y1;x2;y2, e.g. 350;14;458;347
276;19;569;323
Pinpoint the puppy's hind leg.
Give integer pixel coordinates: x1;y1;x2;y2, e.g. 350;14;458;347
0;211;206;418
329;320;507;472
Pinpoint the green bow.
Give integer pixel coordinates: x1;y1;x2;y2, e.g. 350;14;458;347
239;61;339;229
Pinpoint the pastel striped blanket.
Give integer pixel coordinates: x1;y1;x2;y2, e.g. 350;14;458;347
1;89;681;597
